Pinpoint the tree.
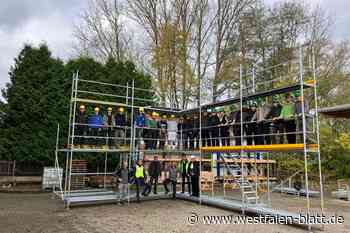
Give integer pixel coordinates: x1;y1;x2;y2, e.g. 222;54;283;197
0;44;67;164
74;0;131;61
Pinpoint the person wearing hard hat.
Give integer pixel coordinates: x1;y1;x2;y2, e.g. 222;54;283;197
177;116;184;150
267;95;283;144
74;105;87;148
147;111;159;150
88;106;104;148
208;110;220;146
188;155;200;197
293;90;309;143
191;114;200;149
273;93;296;144
103;107;116;149
183;115;193;150
115;107;126;148
135;107;146;148
167;114;178;149
201;111;209;147
159;115;168;150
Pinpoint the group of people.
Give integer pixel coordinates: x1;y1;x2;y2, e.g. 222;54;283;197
113;154;200;203
74;89;310;149
75;105;127;148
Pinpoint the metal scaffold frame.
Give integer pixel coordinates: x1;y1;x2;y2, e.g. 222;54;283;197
52;45;323;230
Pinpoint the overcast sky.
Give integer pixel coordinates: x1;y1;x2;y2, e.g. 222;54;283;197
0;0;349;92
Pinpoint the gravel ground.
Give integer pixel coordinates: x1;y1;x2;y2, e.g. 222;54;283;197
0;192;349;233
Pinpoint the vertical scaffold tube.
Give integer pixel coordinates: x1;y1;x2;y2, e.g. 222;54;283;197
68;71;79;208
128;80;135;205
312;46;325;229
239;64;245;214
299;46;311;231
65;72;76;196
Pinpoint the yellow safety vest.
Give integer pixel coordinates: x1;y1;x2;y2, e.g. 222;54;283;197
135;165;144;178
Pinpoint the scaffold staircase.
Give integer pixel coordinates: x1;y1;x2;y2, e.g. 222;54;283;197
220;154;259;205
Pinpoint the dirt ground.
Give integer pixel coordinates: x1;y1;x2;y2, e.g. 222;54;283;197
0;192;349;233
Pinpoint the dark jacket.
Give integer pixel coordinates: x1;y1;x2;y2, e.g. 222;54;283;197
188;161;200;177
148;160;161;178
266;104;282;119
115;113;126;126
294;99;309;116
76;111;87;124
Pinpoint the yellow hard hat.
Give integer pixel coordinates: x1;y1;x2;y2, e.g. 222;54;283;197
94;107;100;112
139;107;144;112
79;105;85;110
152;111;157;116
119;107;124;113
171;114;175;118
107;107;113;111
162;115;167;119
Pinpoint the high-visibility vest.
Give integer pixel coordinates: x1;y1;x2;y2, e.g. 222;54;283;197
177;160;189;173
135;165;144;178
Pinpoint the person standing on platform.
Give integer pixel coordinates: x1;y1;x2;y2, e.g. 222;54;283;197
177;154;190;194
163;162;178;198
103;107;115;149
208;111;220;146
135;107;146;148
159;115;168;150
167;115;178;149
177;116;184;150
201;111;209;147
267;96;282;144
115;107;126;148
148;155;161;194
75;105;87;148
274;94;296;144
253;98;272;145
183;115;193;150
219;109;230;146
188;156;200;197
88;107;104;148
192;114;200;149
134;160;146;202
293;90;310;143
148;112;159;150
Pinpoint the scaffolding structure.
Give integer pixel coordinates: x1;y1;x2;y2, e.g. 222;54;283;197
53;46;323;230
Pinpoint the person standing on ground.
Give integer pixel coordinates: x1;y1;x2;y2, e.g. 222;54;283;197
114;161;129;204
135;159;146;202
148;155;161;194
164;162;178;198
188;155;200;197
177;154;190;194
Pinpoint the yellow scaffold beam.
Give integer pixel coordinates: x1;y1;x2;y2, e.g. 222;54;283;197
201;144;318;153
